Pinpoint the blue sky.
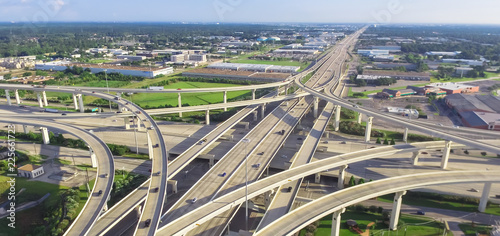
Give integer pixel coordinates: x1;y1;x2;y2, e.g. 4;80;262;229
1;0;499;24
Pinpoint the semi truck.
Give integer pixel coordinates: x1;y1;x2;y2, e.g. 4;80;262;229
44;108;59;113
148;86;164;91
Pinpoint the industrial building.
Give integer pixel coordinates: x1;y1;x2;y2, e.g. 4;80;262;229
221;41;257;47
370;46;401;52
273;49;319;55
117;55;146;61
373;63;417;70
425;51;461;56
35;61;174;78
426;82;479;95
360;70;431;81
357;49;390;56
445;94;500;114
207;63;300;74
459;111;500;131
442;59;486;66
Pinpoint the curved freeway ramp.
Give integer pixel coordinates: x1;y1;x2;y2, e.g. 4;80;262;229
157;141;462;235
0;117;115;236
255;170;500;236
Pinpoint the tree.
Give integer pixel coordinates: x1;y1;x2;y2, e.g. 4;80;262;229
358;178;365;185
390;138;395;145
356;65;364;75
383;138;389;145
22;72;32;77
376;137;381;144
464;150;469;155
481;152;487;156
349;176;356;187
4;74;12;80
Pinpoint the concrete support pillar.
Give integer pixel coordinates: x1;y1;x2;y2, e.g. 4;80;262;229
357;112;362;124
260;104;265;119
124;117;131;130
223;91;227;111
411;151;420;165
23;125;29;134
14;90;20;105
77;94;84;113
264;190;273;209
5;89;11;106
337;165;348;190
252;111;258;121
208;156;215;168
403;128;409;143
314;173;321;184
136;118;145;132
178;93;182;118
252;89;256;100
478;183;492;212
147;132;153;160
389;191;407;230
40;127;50;145
313;97;319;118
103;203;108;212
331;208;346;236
285;85;288;95
42;91;48;106
276;86;280;96
168;180;178;194
440;140;452;169
334;105;341;131
200;110;207;126
364;117;373;143
36;92;43;108
72;94;78;110
324;131;330;139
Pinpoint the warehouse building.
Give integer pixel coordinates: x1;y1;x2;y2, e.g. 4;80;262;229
35;61;173;78
360;70;431;81
459;111;500;131
445;94;500;114
207;63;300;74
425;82;479;95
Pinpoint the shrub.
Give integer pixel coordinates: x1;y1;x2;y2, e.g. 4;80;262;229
369;205;378;213
349;176;356;187
358;178;365;185
464;150;469;155
376;137;381;144
481;152;487;156
390;138;395;145
383;138;389;145
306;224;317;233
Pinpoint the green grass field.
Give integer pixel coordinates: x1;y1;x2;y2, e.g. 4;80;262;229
126;81;250;108
459;223;492;236
430;72;499;83
299;211;451;236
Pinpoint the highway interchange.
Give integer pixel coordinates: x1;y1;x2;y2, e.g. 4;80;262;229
1;26;500;236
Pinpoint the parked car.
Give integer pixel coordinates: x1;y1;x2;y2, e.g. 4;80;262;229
145;219;151;227
253;163;261;168
220;172;227;177
417;211;425;215
191;197;197;203
154;187;159;193
97;190;103;196
287;186;293;192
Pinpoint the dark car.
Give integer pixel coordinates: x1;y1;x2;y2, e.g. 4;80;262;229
145;219;151;227
154;187;159;193
287;186;293;192
220;172;227;177
97;190;103;196
116;111;123;114
417;211;425;215
61;113;67;116
154;144;159;148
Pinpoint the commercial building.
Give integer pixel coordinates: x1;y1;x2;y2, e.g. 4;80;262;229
18;164;44;179
370;46;401;52
386;107;419;118
136;51;158;58
459;111;500;131
406;86;446;96
221;41;257;47
35;61;173;78
445;94;500;114
426;82;479;95
357;49;390;56
425;51;461;56
442;59;486;66
207;63;300;74
117;55;146;61
377;88;416;98
360;70;431;81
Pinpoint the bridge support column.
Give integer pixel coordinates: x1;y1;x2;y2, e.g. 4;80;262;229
285;85;288;95
77;94;84;113
42;91;48;107
411;151;420;165
208;156;215;168
334;105;341;131
440;140;452;169
23;125;29;134
260;104;265;119
403;128;409;143
72;94;78;110
136;118;145;132
276;86;280;96
389;191;407;230
205;110;210;125
364;117;373;143
479;183;492;212
357;112;362;124
331;208;346;236
5;89;11;105
264;190;273;209
40;127;50;145
178;93;182;117
14;90;20;105
168;180;178;194
252;111;258;121
89;147;97;168
124;117;131;129
314;173;321;184
337;165;348;190
223;91;227;111
252;89;256;100
147;132;153;160
36;92;43;108
313;97;319;118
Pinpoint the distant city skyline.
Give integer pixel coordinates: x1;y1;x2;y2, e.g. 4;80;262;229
0;0;499;25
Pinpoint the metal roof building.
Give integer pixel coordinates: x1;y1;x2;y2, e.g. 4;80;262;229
445;94;500;113
207;63;300;74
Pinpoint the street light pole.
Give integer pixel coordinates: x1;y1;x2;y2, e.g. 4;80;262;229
104;69;112;112
242;138;250;231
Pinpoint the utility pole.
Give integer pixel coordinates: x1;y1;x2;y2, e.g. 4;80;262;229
242;138;250;231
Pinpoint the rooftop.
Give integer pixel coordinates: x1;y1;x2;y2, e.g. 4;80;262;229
18;164;42;171
446;94;496;113
427;82;477;91
363;70;430;77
